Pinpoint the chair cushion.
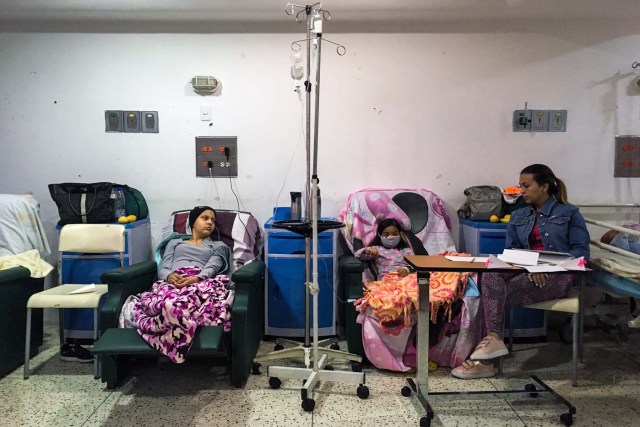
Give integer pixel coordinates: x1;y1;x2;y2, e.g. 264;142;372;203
27;284;108;308
524;288;580;313
160;209;262;268
92;326;223;356
339;188;456;255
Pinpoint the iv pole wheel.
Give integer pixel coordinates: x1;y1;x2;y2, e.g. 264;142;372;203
251;362;261;375
400;386;412;397
301;398;315;412
560;413;574;426
356;384;369;399
329;343;340;350
419;416;431;427
268;377;282;389
351;362;362;372
524;383;538;398
274;343;285;351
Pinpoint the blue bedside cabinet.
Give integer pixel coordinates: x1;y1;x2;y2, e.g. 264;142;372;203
264;218;337;337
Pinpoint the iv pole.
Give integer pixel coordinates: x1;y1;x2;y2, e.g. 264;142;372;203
257;3;368;412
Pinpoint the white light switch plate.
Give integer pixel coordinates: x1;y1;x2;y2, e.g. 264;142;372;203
200;105;211;121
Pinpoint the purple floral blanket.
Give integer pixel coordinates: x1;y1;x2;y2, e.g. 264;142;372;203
132;266;234;364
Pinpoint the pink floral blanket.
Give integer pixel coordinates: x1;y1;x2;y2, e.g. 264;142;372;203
133;266;234;364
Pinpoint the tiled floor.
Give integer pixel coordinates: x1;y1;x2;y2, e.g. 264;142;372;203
1;325;639;426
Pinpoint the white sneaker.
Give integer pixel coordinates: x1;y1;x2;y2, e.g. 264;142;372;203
628;314;640;328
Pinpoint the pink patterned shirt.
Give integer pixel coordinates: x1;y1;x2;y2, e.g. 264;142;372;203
354;246;414;276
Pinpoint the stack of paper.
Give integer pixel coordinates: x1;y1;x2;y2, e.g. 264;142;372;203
490;249;585;272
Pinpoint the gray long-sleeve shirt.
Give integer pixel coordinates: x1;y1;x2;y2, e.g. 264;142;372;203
157;238;226;280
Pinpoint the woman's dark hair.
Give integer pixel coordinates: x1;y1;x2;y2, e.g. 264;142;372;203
369;218;408;249
520;164;568;204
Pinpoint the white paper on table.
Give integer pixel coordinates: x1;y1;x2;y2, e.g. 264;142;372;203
517;249;574;265
445;256;489;263
558;257;586;271
486;255;513;269
68;284;96;295
523;265;566;273
498;249;539;266
445;256;475;262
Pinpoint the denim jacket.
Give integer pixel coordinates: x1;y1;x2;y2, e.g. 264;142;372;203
505;196;590;260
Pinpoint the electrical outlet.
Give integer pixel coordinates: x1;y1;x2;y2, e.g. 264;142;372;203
123;111;141;133
513;110;531;132
530;110;548;132
105;110;123;132
548;110;567;132
195;136;238;177
141;111;159;133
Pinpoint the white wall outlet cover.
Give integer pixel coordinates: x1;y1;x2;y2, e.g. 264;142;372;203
200;105;211;121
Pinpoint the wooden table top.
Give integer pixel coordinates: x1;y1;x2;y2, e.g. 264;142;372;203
405;255;490;272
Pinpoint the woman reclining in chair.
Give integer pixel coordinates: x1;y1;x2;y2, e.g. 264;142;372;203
120;206;234;364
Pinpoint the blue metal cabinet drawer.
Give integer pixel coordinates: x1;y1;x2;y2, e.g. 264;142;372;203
267;256;334;330
268;232;333;255
478;232;507;255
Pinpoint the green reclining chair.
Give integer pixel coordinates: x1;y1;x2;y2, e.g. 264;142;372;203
92;209;265;388
0;267;44;378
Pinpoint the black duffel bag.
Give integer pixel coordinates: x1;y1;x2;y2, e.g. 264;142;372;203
48;182;115;225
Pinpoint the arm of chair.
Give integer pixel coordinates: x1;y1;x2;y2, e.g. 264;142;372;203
99;261;158;332
0;267;45;376
229;259;266;387
0;266;33;283
338;254;365;300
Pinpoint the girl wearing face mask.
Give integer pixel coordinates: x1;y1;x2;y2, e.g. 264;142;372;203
354;218;414;278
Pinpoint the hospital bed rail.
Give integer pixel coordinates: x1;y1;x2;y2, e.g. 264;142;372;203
577;204;640;337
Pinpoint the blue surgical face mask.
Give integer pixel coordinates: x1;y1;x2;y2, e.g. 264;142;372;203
380;235;401;249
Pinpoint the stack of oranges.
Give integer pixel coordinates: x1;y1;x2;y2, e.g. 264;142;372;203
117;215;137;224
489;214;510;223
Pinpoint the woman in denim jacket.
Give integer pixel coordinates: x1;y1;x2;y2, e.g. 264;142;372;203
452;164;590;379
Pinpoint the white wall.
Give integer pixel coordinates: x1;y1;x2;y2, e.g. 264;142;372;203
1;26;639;256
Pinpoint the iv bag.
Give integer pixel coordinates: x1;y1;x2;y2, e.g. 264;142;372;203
290;52;304;80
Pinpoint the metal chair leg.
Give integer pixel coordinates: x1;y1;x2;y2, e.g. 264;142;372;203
572;311;578;386
93;308;99;379
58;309;65;348
24;308;32;379
508;307;514;353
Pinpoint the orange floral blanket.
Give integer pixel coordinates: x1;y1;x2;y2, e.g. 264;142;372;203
354;253;471;332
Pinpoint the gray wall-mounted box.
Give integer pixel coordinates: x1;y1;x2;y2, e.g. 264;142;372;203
105;110;123;132
123;111;141;133
141;111;159;133
195;136;238;178
614;135;640;177
530;110;548;132
548;110;567;132
512;110;531;132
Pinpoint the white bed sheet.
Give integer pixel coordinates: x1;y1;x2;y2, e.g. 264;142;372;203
590;245;640;283
0;194;51;257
